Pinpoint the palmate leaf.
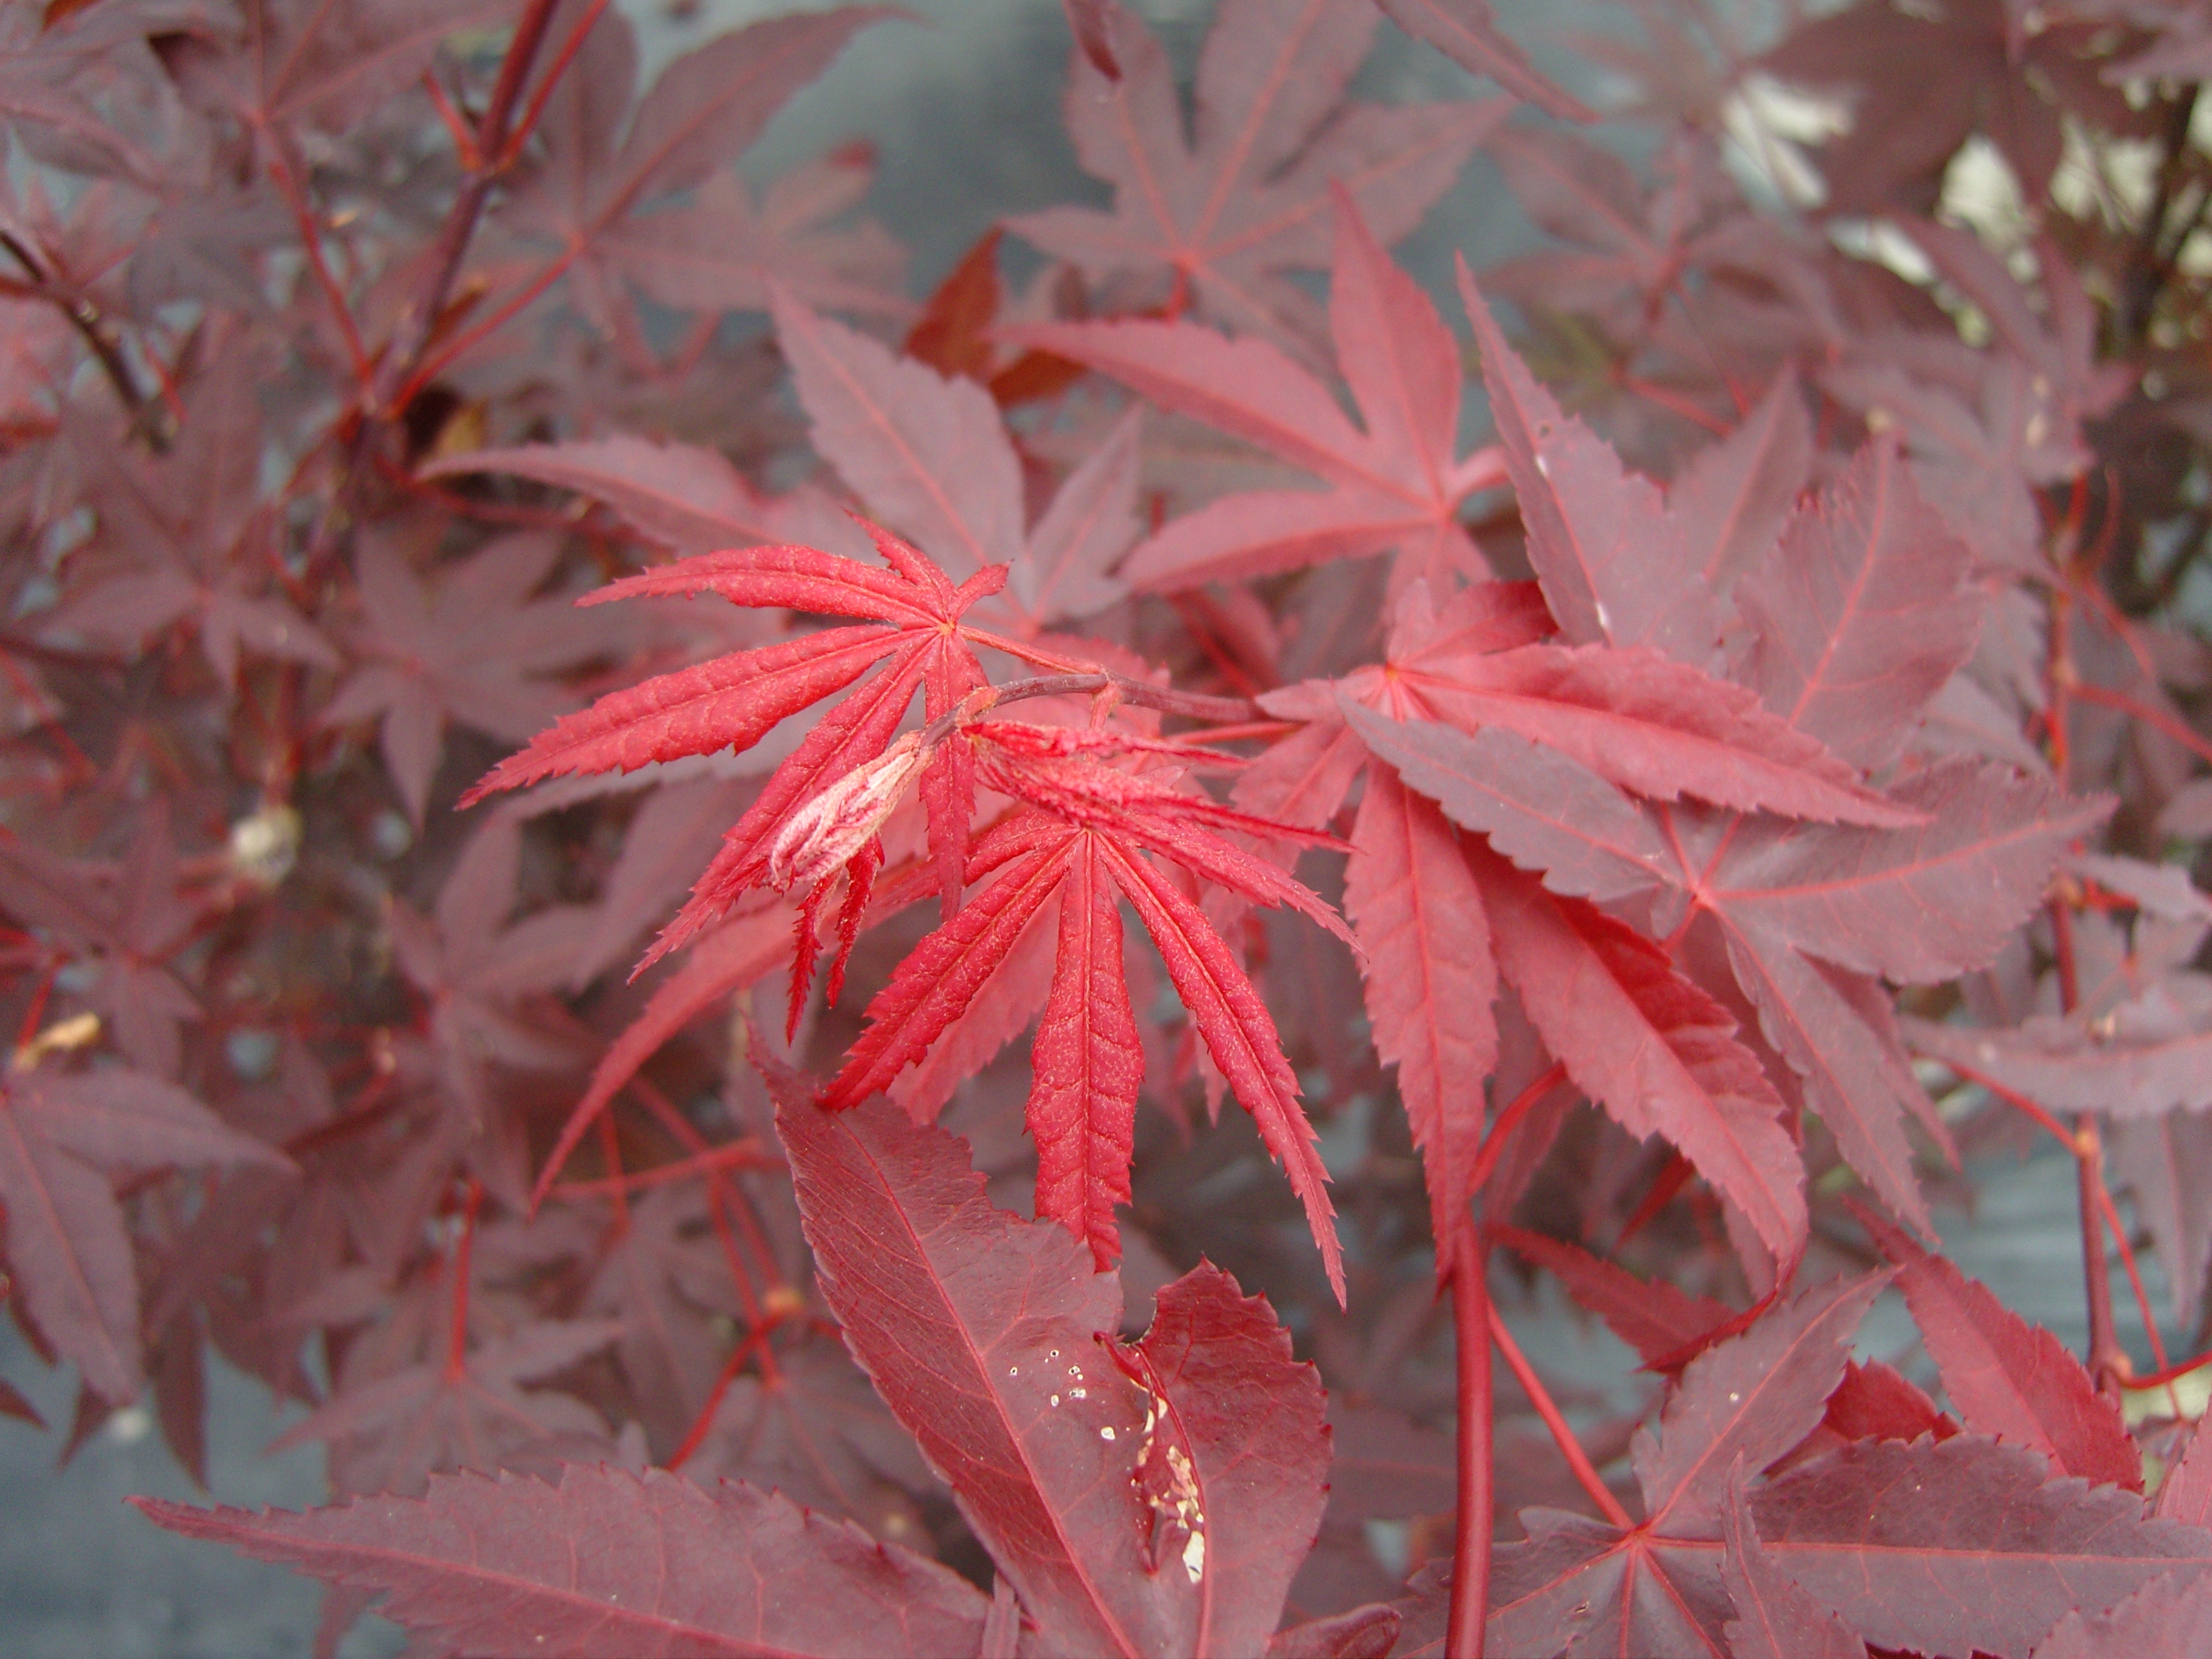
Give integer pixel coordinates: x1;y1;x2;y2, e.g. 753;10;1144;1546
1326;574;1920;831
1299;363;2095;1245
0;1065;289;1404
460;521;1009;965
494;5;905;335
1694;762;2115;981
1013;192;1507;591
1751;1438;2211;1659
1489;1224;1731;1372
1862;1210;2140;1492
1906;978;2212;1122
135;1466;989;1658
1733;437;1983;773
1484;1272;1885;1653
269;1318;623;1501
1720;1467;1869;1659
775;1078;1330;1658
1008;0;1501;352
773;289;1142;633
1469;839;1806;1267
421;436;846;558
820;728;1348;1289
1461;261;1726;665
326;529;604;826
1341;766;1495;1273
1374;0;1590;120
2031;1574;2212;1659
1478;1270;2209;1659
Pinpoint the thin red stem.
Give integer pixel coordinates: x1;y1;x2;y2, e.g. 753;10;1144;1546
370;0;563;417
420;68;480;168
666;1321;774;1471
596;1111;631;1231
444;1178;484;1381
1468;1061;1567;1197
549;1139;778;1201
2065;679;2212;770
261;143;372;383
2091;1175;2181;1412
2119;1346;2212;1391
501;0;615;166
1447;1212;1493;1659
395;238;581;408
1488;1303;1634;1529
1616;1151;1696;1247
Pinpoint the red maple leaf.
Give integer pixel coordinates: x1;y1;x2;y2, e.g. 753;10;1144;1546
1014;190;1509;591
1007;0;1503;351
0;1061;287;1404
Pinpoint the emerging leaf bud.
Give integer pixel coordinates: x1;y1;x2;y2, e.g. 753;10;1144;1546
768;731;930;892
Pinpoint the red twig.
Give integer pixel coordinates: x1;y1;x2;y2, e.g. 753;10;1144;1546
2119;1346;2212;1391
2065;679;2212;770
444;1178;484;1382
548;1138;778;1200
260;141;372;383
1488;1302;1634;1529
596;1111;631;1231
370;0;565;418
394;238;582;409
1615;1151;1697;1247
420;67;480;168
1467;1060;1567;1198
1447;1212;1493;1659
502;0;615;166
666;1321;776;1472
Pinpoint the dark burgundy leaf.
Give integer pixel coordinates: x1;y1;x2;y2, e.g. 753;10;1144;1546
135;1466;988;1657
1734;437;1983;773
1721;1465;1868;1659
1868;1218;2140;1491
2031;1572;2212;1659
777;1078;1329;1656
1009;0;1502;349
1752;1436;2212;1659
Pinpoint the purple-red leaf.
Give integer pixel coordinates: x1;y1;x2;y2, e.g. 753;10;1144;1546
1471;843;1807;1267
777;1082;1328;1658
1868;1219;2141;1491
1343;767;1495;1269
1008;0;1501;349
2031;1572;2212;1659
1343;703;1674;903
1721;1465;1869;1659
1416;641;1920;828
2158;1410;2212;1527
1031;835;1144;1265
1101;839;1344;1301
420;437;831;556
1460;260;1721;664
0;1067;286;1403
1751;1436;2212;1659
1709;762;2113;985
135;1466;988;1658
1635;1270;1889;1528
1735;437;1982;773
1489;1224;1732;1371
1013;193;1506;591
